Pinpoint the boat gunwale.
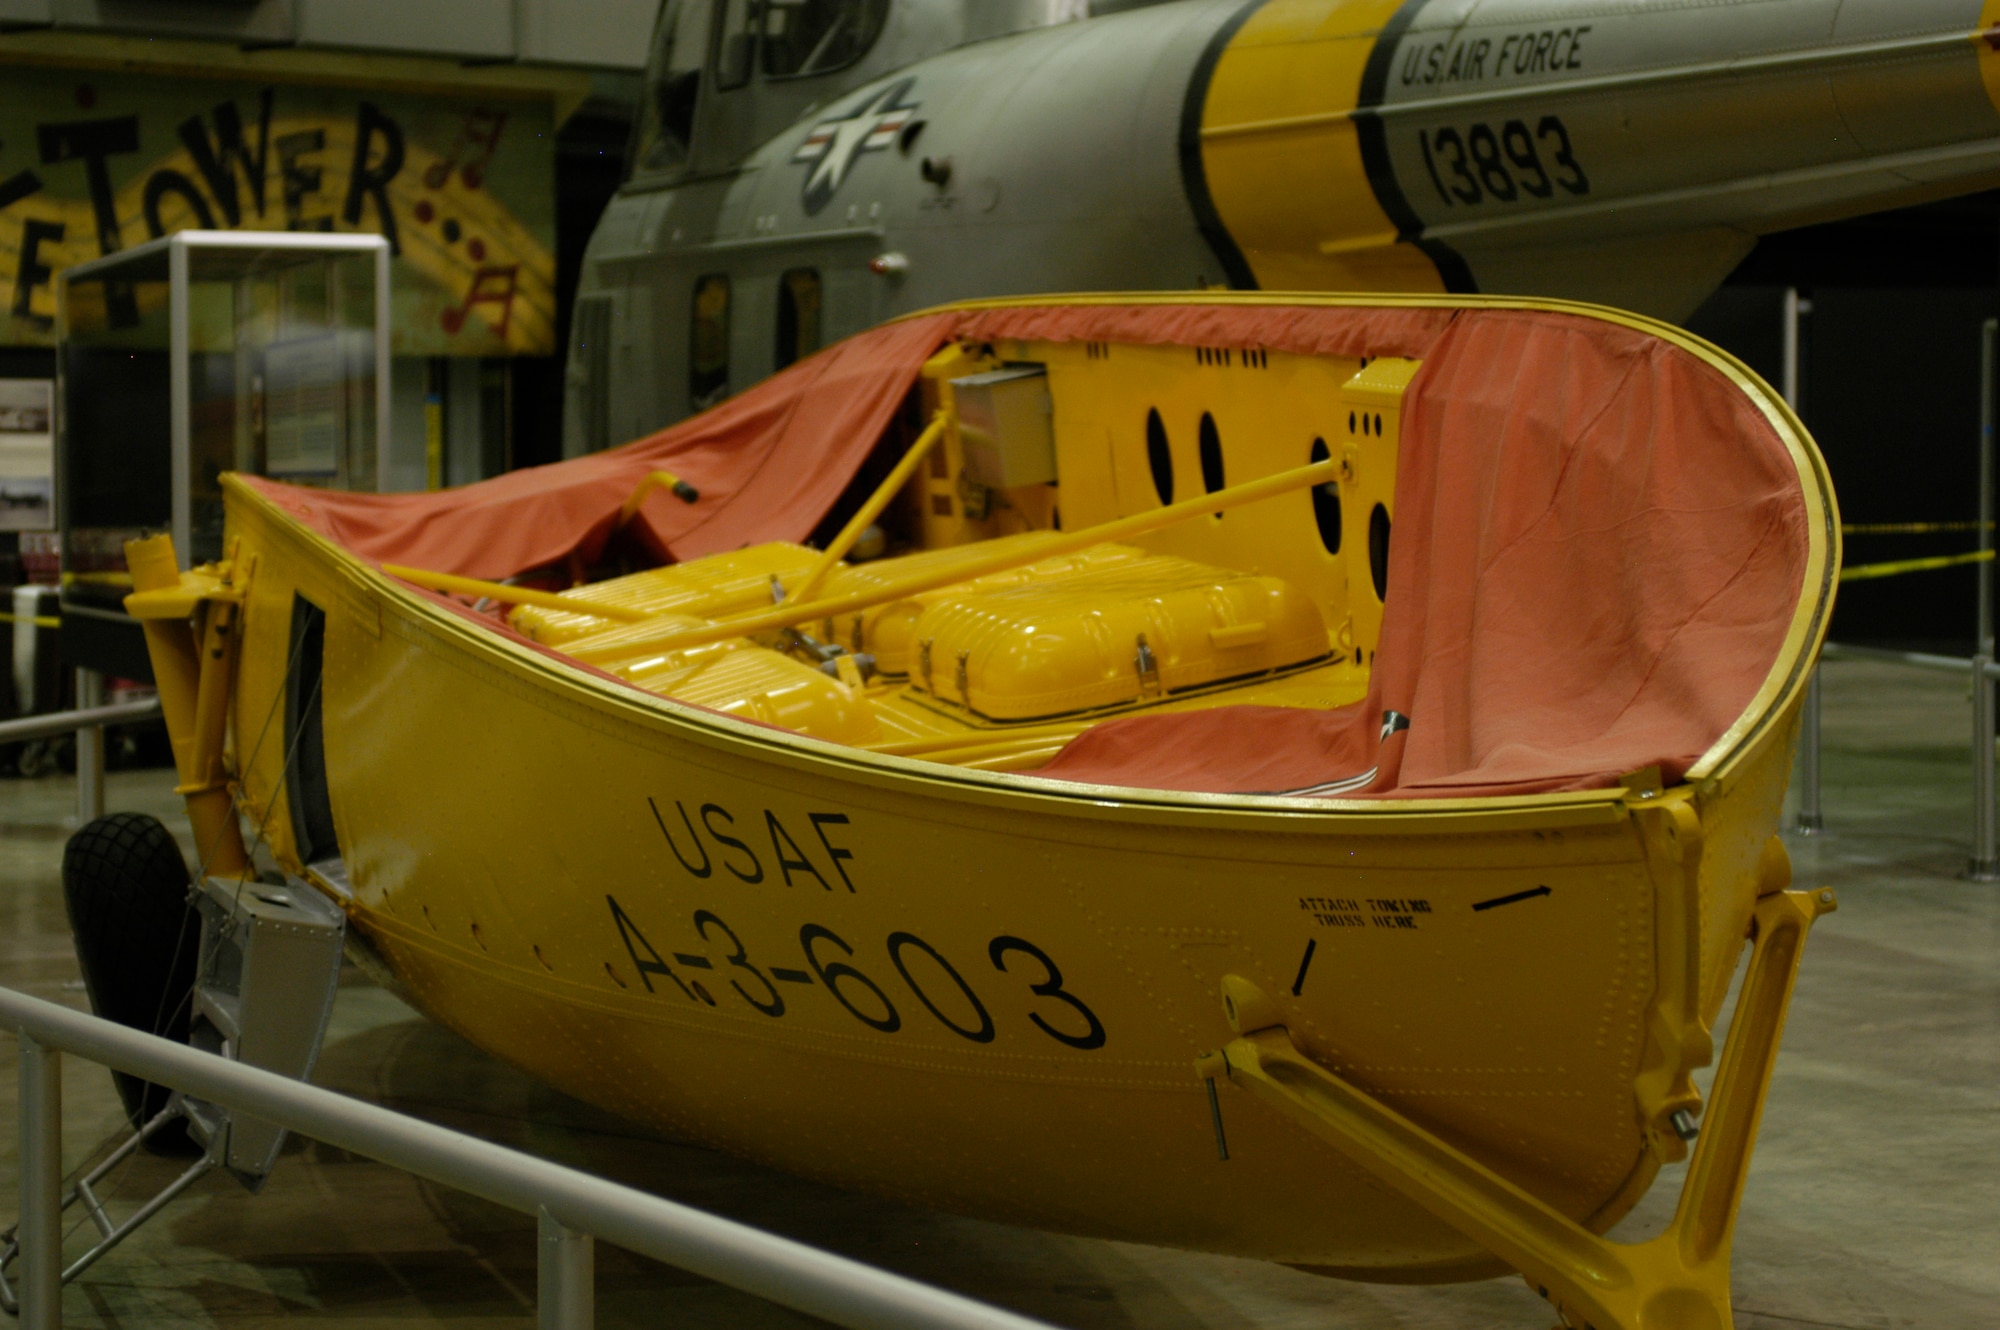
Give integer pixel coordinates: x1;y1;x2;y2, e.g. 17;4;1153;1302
224;289;1835;834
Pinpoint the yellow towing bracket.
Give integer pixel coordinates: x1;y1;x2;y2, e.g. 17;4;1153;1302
1201;887;1835;1330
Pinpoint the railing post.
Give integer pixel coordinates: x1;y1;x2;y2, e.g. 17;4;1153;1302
1796;668;1824;833
1970;318;2000;880
72;669;103;826
1785;288;1825;834
537;1207;593;1330
19;1032;63;1330
1970;658;1999;879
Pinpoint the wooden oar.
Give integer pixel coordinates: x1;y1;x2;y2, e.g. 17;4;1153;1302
565;456;1342;664
785;412;949;606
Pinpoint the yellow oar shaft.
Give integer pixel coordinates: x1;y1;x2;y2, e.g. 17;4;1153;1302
381;565;654;622
1838;548;1996;583
786;413;948;606
574;457;1342;662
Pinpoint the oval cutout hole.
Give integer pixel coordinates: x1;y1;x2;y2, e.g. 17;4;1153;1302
1309;438;1341;554
1198;413;1225;498
1368;503;1392;602
1146;408;1174;505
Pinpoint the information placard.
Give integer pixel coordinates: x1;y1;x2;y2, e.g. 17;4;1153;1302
265;336;344;479
0;379;54;531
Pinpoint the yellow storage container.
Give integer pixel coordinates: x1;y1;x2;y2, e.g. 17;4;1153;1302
805;531;1071;672
598;614;741;692
606;623;880;746
908;555;1330;720
511;542;819;645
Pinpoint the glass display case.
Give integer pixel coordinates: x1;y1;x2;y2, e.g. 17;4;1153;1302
56;231;390;676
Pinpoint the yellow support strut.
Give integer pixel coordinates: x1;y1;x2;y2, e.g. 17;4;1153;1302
123;534;251;879
785;412;950;607
1199;887;1835;1330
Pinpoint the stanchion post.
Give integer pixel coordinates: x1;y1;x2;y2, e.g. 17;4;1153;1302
537;1207;593;1330
1968;318;1999;879
1971;658;1998;880
19;1032;63;1330
73;668;103;826
1797;668;1824;833
1787;288;1825;834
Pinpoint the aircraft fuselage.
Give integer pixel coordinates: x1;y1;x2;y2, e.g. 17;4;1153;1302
569;0;2000;450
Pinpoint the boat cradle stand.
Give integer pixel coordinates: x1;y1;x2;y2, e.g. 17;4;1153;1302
1199;886;1834;1330
0;533;348;1307
0;871;346;1309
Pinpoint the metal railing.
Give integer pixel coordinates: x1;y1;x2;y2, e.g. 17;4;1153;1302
0;682;160;826
1791;311;2000;881
0;986;1059;1330
0;697;161;746
1786;290;1826;835
1808;642;2000;875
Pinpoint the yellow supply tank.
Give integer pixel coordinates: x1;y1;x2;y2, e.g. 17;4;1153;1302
908;555;1332;720
642;643;880;746
582;613;879;747
808;531;1071;671
511;542;819;645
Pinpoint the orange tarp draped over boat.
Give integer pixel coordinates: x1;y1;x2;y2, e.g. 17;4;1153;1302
243;312;964;577
242;300;1809;800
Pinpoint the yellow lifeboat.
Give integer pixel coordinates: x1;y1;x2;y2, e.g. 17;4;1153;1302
122;292;1838;1330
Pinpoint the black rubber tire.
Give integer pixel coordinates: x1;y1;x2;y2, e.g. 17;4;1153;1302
62;813;203;1156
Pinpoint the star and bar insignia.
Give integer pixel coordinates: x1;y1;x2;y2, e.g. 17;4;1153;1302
793;78;920;214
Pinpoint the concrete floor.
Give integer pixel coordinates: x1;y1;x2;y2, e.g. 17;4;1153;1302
0;656;1994;1328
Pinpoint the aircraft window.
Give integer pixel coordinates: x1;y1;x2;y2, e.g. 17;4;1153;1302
631;0;711;176
763;0;890;79
715;0;759;91
775;268;822;370
691;275;731;410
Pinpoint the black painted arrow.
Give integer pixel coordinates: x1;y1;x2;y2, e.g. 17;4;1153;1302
1472;885;1553;912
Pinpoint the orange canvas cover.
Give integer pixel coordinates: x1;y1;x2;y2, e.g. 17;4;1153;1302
243;300;1809;800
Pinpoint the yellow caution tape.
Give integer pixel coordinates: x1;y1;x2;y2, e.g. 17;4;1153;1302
1842;520;1995;535
1839;549;1997;583
0;612;60;628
